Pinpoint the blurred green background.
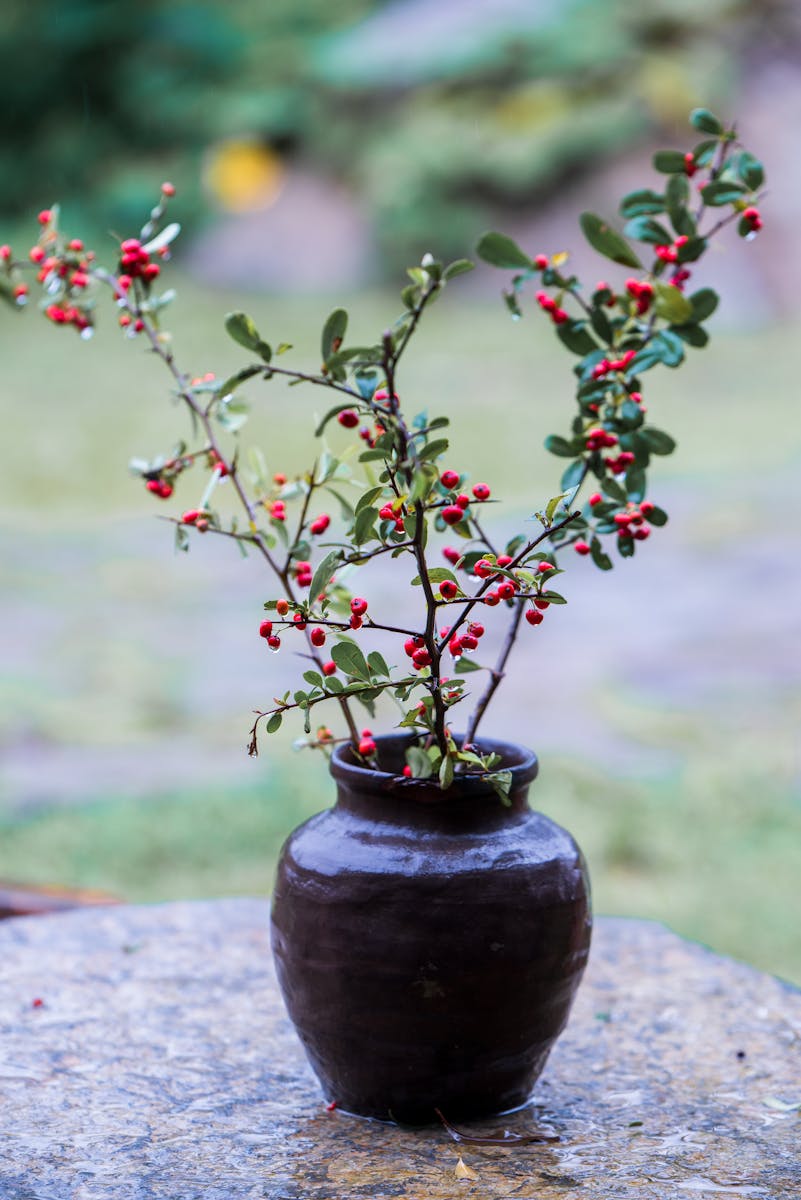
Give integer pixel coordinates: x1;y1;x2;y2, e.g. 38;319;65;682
1;0;799;984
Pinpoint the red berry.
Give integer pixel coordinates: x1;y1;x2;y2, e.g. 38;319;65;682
337;409;359;428
552;308;569;324
575;540;591;556
441;505;464;525
29;246;45;264
589;492;602;507
161;181;176;197
0;244;11;260
534;254;549;270
402;765;412;777
538;561;554;573
259;620;273;638
440;469;460;489
13;283;28;299
350;597;368;617
460;633;478;651
323;660;337;676
293;613;307;630
443;546;461;565
534;598;550;610
526;609;544;626
404;638;418;657
683;153;697;177
267;635;281;650
496;554;513;568
497;581;516;600
640;500;655;516
439;580;458;600
37;210;52;225
310;514;330;535
310;627;326;647
455;494;470;510
474;559;494;578
350;615;362;630
472;483;490;501
276;598;289;615
468;622;485;638
358;737;376;757
448;636;463;656
634;527;651;541
412;647;432;668
181;509;201;525
32;997;45;1008
483;590;500;607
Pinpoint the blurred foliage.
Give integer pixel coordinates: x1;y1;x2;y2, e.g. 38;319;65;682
0;0;792;268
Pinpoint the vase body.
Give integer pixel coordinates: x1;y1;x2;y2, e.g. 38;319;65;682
270;734;591;1122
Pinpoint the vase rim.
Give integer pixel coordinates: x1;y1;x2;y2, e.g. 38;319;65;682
330;731;538;799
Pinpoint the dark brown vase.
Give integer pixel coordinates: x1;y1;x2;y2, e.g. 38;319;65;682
270;734;591;1123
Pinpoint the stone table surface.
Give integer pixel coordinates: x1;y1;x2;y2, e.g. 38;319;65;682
0;900;799;1200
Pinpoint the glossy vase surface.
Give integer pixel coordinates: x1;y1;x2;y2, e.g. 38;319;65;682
270;735;591;1122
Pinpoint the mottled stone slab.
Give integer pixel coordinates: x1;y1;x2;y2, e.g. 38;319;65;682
0;900;798;1199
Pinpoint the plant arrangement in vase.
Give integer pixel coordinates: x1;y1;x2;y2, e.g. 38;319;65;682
3;109;765;1122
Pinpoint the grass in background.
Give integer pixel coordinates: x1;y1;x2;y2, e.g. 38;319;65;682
0;741;799;986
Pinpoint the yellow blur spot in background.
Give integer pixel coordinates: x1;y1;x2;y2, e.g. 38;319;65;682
203;140;286;213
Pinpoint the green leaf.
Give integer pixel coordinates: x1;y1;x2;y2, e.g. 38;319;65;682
674;323;709;348
641;428;676;455
556;321;598;356
417;438;450;462
225;311;271;361
410;567;457;586
652;150;687;174
321;309;348;361
355;485;386;515
217;365;262;397
646;505;668;527
443;258;475;280
476;232;533;270
454;656;483;674
544;434;578;458
303;671;323;688
488;770;513;805
353;507;378;546
439;753;454;790
690;108;723;135
623;216;673;245
618;534;635;558
676;236;707;264
689;288;719;322
665;172;689;218
331;640;371;681
589;306;613;342
619;189;665;218
590;537;612;571
406;746;434;779
266;712;283;734
601;478;627;503
631;330;685;372
700;180;748;206
625;466;647;501
367;651;389;678
579;213;642;269
654;283;693;324
308;549;343;605
737;152;764;191
142;222;181;255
